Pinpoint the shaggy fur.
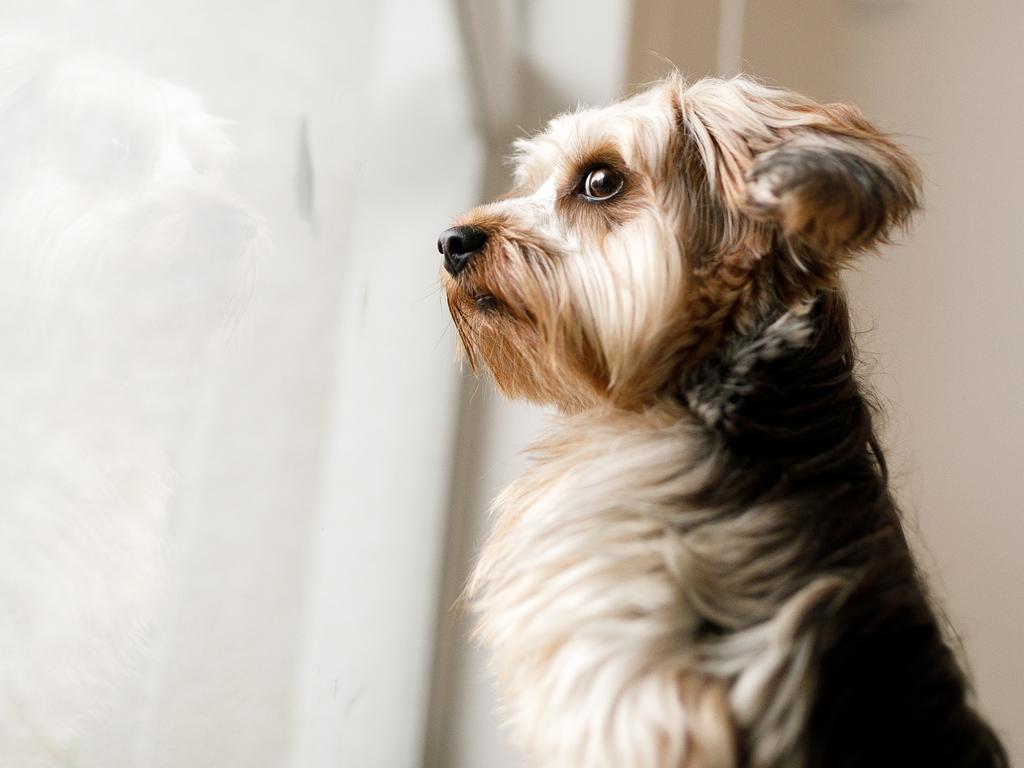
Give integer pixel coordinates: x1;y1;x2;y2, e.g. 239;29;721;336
440;74;1007;767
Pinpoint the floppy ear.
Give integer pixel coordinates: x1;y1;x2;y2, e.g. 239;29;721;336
680;77;921;258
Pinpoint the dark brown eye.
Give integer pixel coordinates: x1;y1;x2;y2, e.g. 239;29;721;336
580;166;624;201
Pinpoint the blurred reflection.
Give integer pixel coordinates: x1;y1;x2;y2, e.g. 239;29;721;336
0;34;263;764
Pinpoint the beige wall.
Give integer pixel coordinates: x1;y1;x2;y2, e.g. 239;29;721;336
632;0;1023;759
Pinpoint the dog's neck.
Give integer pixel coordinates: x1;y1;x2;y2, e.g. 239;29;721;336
684;290;876;460
679;291;890;508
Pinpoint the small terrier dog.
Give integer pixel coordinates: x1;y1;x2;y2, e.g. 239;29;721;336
439;74;1007;768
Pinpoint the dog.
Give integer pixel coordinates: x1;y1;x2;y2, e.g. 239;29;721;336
0;35;260;765
439;74;1008;768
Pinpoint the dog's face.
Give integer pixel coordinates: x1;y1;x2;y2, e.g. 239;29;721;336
440;75;919;411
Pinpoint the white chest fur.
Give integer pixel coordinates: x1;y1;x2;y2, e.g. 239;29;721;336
468;409;839;768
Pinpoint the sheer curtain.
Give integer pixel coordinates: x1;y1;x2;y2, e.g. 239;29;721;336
0;1;480;766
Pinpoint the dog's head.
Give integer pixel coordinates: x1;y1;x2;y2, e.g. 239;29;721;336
440;74;920;411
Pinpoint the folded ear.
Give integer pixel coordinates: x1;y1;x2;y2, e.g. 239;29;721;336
681;77;921;257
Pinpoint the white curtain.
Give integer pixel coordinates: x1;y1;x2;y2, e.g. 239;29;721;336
0;1;480;766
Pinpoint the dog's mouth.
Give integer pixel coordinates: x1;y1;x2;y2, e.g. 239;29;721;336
445;265;502;313
473;292;498;311
442;234;530;316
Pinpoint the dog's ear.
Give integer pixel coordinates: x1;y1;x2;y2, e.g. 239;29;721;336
679;77;921;259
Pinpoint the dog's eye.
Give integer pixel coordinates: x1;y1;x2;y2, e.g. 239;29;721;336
580;166;624;201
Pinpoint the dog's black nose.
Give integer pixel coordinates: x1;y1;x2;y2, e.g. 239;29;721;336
438;225;488;276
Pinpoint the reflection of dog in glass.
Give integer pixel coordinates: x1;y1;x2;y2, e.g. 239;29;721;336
0;37;261;763
440;74;1007;768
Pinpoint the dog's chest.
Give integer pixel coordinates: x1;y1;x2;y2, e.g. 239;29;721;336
467;415;716;764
